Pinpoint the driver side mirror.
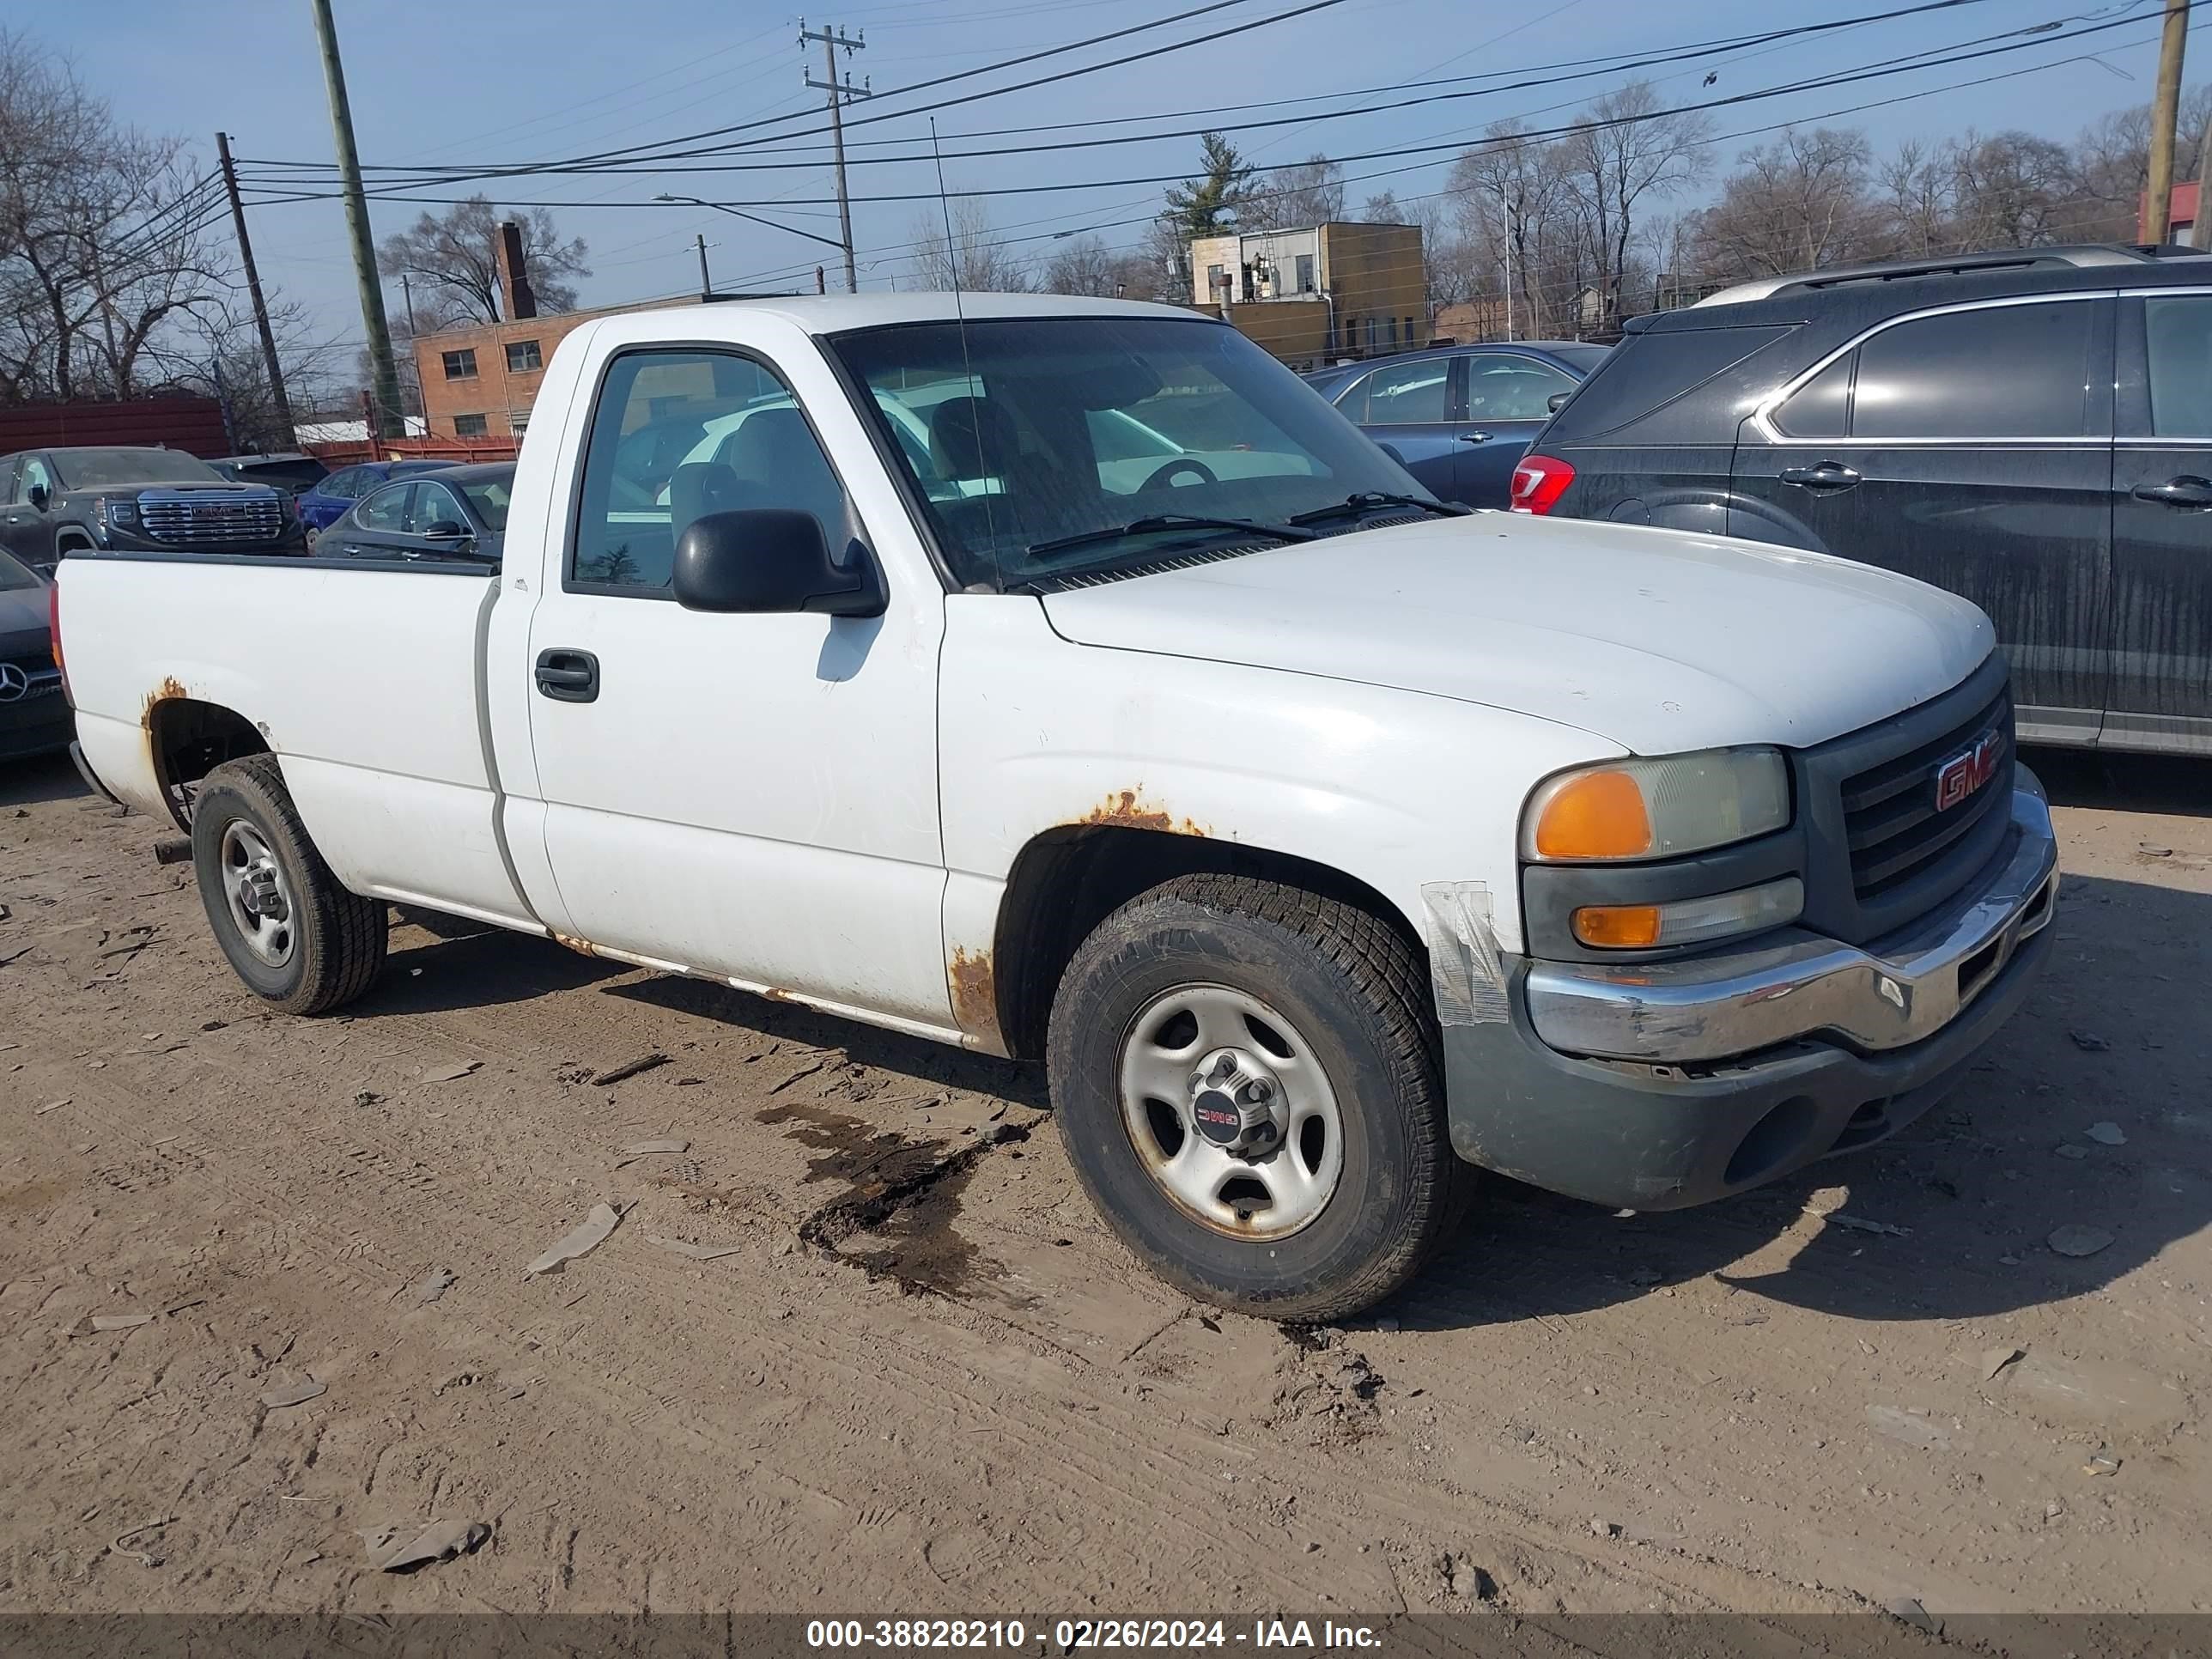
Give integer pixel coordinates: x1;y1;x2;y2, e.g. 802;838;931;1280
422;520;470;540
27;484;48;511
673;508;886;618
1547;390;1573;414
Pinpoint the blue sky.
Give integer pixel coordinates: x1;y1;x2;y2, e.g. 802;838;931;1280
27;0;2197;363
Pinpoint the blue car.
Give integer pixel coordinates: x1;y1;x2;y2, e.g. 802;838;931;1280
1304;340;1611;508
295;459;460;544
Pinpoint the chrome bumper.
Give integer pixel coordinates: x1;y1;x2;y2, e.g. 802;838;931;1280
1524;777;2058;1065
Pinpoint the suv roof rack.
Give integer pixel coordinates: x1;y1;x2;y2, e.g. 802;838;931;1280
1691;244;2209;308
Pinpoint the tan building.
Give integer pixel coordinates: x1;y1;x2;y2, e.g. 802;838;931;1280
1188;221;1428;369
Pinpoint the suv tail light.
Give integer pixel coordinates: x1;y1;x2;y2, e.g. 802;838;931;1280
1510;453;1576;515
49;577;70;701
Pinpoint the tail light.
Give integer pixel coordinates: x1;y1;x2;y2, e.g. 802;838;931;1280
49;577;70;702
1510;453;1576;515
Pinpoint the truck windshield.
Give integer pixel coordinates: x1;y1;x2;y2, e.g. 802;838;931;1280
52;448;223;489
828;316;1429;590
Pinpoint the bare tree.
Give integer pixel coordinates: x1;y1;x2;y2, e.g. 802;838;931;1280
1242;155;1345;230
1042;234;1118;296
1873;139;1954;258
1942;130;2078;249
375;196;591;324
910;200;1033;292
1563;82;1714;329
2071;83;2210;241
0;29;232;403
1690;127;1875;279
1445;121;1578;338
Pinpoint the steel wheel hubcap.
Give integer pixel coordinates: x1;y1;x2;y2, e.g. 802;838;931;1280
1118;983;1345;1240
219;821;295;968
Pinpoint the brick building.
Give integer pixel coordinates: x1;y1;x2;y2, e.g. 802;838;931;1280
413;221;709;441
1187;221;1428;370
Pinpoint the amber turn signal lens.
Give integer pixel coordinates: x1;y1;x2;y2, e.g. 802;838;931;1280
1571;904;1664;949
1532;769;1654;860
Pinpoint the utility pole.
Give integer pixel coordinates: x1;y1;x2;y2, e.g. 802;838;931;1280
2193;100;2212;249
799;20;867;293
310;0;404;438
696;234;713;299
216;132;295;449
399;272;417;335
2144;0;2191;243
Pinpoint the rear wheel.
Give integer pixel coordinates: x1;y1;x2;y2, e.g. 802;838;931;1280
1047;874;1465;1323
191;754;386;1013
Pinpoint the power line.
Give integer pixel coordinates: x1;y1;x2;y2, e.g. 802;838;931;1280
234;11;2176;215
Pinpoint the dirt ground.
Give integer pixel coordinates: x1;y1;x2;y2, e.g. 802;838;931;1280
1;747;2206;1624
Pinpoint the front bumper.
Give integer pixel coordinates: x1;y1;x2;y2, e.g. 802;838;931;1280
1442;776;2058;1212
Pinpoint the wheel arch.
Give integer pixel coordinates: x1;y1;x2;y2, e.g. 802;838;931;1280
979;823;1425;1062
144;692;271;831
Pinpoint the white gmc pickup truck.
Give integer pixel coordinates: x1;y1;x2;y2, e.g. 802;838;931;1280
57;295;2058;1321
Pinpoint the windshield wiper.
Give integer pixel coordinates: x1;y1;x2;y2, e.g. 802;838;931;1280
1025;513;1316;559
1287;491;1472;527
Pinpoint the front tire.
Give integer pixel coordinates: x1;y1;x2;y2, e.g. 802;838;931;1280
1047;875;1464;1323
191;754;386;1013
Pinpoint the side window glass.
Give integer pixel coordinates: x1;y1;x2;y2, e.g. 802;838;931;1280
357;483;411;532
23;457;53;499
408;483;464;533
0;459;17;504
329;468;364;499
1775;351;1853;438
573;349;851;592
2144;295;2212;439
1852;301;2099;440
1352;360;1449;425
1463;355;1577;421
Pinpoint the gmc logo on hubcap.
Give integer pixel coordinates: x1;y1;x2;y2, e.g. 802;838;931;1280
1935;729;2004;811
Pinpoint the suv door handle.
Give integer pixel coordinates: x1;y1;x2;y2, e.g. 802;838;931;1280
2132;475;2212;509
1456;431;1493;444
535;647;599;703
1778;461;1863;491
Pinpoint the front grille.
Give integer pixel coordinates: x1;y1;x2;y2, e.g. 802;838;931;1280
0;653;64;702
1838;688;2012;902
137;491;287;546
1792;658;2017;946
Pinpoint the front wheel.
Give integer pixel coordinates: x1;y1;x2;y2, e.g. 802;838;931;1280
191;754;386;1013
1047;875;1465;1323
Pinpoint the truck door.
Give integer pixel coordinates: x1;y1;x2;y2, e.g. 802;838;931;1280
2108;290;2212;747
1729;295;2115;744
520;339;952;1027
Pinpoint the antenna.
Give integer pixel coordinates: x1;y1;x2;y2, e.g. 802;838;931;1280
930;117;999;588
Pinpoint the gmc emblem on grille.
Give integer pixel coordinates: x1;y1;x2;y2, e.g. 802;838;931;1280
1935;729;2005;811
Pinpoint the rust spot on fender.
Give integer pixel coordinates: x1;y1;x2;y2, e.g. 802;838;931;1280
1077;788;1207;836
551;932;603;959
140;676;191;733
947;946;1004;1051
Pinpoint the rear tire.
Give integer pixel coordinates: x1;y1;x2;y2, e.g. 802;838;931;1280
191;754;386;1014
1047;874;1466;1323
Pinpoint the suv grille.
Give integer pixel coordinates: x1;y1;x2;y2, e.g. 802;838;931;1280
138;491;287;546
1839;687;2012;901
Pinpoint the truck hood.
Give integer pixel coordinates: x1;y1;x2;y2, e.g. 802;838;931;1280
1038;514;1995;755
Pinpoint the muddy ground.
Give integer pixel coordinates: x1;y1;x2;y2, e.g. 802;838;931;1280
1;748;2206;1624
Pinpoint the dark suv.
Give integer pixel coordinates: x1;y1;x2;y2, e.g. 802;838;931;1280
1516;246;2212;755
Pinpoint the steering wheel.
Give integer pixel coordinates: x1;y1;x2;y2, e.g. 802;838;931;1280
1138;457;1218;492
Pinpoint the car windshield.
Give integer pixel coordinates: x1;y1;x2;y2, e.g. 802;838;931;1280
0;548;40;591
51;448;222;488
457;476;512;530
827;316;1427;589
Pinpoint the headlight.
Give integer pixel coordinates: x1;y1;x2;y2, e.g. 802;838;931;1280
1571;878;1804;949
1523;748;1790;862
94;497;139;528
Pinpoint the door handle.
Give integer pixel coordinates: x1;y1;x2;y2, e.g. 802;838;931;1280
2132;475;2212;509
1456;431;1493;444
1778;461;1863;491
535;647;599;703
